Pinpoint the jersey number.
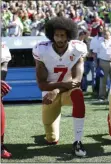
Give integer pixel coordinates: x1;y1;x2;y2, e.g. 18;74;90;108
54;67;68;82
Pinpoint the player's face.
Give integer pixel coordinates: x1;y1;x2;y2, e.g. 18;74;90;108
54;29;68;48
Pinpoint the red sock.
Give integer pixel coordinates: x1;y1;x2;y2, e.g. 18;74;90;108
71;89;85;118
70;89;85;142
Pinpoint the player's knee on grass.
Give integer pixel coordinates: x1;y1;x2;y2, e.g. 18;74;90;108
42;102;61;143
44;124;59;143
71;89;85;118
46;133;58;143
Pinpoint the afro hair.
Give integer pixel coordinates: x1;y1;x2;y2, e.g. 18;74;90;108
45;16;78;41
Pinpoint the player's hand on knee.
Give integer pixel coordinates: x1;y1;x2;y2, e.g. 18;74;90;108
42;90;58;105
43;96;52;104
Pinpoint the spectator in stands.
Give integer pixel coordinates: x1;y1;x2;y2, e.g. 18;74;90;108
78;30;87;41
90;12;104;36
45;11;51;23
30;14;40;36
1;4;13;36
22;12;31;36
89;25;104;95
90;25;104;60
70;6;80;23
77;15;88;31
81;29;95;92
17;10;25;22
94;28;111;101
1;16;8;37
7;12;23;36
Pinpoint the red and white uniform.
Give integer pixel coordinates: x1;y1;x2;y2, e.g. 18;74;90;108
33;40;87;96
33;40;88;145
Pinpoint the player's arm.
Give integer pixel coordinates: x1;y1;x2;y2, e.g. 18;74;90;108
36;57;85;91
71;57;84;87
35;59;67;91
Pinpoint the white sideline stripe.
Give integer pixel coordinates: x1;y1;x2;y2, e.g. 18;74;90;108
6;80;36;84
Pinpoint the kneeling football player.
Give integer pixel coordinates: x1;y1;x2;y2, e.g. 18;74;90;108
33;17;88;157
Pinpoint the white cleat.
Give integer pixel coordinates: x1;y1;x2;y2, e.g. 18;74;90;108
72;141;87;157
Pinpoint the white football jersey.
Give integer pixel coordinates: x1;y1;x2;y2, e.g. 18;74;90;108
1;42;11;64
33;40;87;96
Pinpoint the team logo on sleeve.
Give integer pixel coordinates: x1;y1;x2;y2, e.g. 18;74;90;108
70;54;75;61
70;56;73;61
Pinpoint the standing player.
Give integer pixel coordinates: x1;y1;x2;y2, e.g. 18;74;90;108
108;88;111;136
32;17;88;157
1;42;12;158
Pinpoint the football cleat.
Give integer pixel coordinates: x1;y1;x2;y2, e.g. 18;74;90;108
107;114;111;136
1;145;12;159
72;141;87;157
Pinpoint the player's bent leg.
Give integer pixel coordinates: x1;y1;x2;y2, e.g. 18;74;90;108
43;115;61;144
70;88;86;157
42;94;61;144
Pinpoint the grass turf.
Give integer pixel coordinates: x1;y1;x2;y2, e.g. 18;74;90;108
1;92;111;163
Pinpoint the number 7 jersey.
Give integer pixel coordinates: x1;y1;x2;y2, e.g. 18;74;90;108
32;40;87;83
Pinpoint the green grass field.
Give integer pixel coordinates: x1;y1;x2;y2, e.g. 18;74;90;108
1;92;111;163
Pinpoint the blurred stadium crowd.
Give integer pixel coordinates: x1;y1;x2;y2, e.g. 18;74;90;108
1;0;111;37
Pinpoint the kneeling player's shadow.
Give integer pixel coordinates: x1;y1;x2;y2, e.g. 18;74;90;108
32;134;77;161
3;135;74;161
